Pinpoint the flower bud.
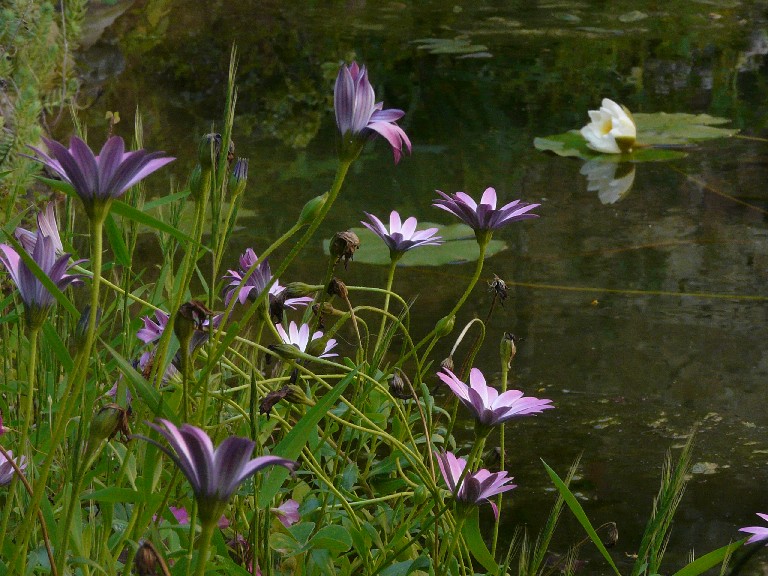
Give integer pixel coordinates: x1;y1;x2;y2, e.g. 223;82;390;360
89;403;129;445
500;332;518;370
297;192;328;227
284;384;310;406
198;133;222;168
283;282;317;299
73;305;102;351
327;277;348;300
134;539;171;576
188;164;211;202
270;343;303;362
413;484;430;506
329;230;360;269
434;314;455;339
228;157;248;197
175;300;212;344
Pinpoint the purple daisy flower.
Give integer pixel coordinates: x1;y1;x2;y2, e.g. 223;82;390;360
435;451;516;519
334;61;412;163
133;419;298;524
437;367;553;429
15;203;64;254
0;221;83;328
740;513;768;545
361;210;442;257
433;187;540;234
276;321;337;358
27;135;174;219
137;310;170;344
0;449;27;485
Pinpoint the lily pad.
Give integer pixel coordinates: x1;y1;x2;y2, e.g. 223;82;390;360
534;131;687;163
412;37;490;56
535;112;738;162
322;222;507;266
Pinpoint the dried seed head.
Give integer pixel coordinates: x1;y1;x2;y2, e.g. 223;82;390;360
388;369;413;400
327;277;348;300
500;332;518;370
440;356;454;372
330;230;360;269
604;522;619;548
175;300;212;344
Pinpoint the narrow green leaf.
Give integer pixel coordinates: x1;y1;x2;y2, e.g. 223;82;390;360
103;342;171;419
34;176;76;197
142;189;189;210
110;199;203;249
104;213;131;266
461;507;499;573
542;460;622;576
81;487;161;505
257;367;359;507
671;539;744;576
42;319;73;372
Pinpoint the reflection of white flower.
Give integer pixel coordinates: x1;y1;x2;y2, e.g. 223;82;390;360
580;161;636;204
580;98;636;154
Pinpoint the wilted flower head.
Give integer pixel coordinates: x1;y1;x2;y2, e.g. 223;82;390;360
27;135;174;220
740;513;768;545
276;321;338;359
0;449;27;485
329;230;360;269
437;367;553;431
435;451;516;519
362;211;442;258
433;187;540;240
133;419;298;524
580;98;636;154
133;540;171;576
0;217;83;329
271;499;300;528
334;61;412;163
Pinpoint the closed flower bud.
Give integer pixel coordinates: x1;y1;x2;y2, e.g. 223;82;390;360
434;314;455;338
134;539;171;576
284;384;310;406
500;332;518;370
188;164;211;202
327;277;348;300
329;230;360;269
298;192;328;227
89;403;129;445
228;157;248;197
283;282;317;299
73;305;101;351
198;133;223;168
413;484;430;506
270;343;304;362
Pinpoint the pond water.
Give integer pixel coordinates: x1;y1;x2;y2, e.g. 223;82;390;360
76;0;768;571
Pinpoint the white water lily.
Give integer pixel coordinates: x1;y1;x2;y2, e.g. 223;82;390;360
580;98;636;154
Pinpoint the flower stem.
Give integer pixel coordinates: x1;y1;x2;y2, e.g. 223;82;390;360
491;361;509;556
375;257;399;354
193;519;217;576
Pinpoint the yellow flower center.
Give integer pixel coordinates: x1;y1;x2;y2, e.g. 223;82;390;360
600;118;613;135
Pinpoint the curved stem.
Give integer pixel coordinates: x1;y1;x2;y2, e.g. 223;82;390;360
375;258;399;353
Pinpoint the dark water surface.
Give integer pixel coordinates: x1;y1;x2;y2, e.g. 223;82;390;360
77;1;768;571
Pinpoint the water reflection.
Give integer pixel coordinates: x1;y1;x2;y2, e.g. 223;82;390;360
580;161;636;204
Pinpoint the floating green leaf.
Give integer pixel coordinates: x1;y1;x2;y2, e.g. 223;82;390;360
535;112;738;162
412;37;490;56
322;223;507;266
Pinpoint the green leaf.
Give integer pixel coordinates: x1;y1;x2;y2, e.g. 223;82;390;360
81;487;161;505
670;539;744;576
110;199;202;248
103;342;171;419
323;223;506;266
257;367;359;508
42;319;73;372
309;525;353;553
289;522;316;546
104;213;131;266
380;557;430;576
542;460;622;576
34;176;76;196
461;507;499;573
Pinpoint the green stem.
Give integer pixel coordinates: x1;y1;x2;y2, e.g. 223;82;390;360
441;513;469;575
193;520;216;576
375;257;399;353
491;363;509;557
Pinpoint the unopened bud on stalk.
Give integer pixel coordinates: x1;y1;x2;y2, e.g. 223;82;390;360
188;165;211;202
500;332;518;370
329;230;360;269
298;192;328;227
198;133;223;168
434;314;455;339
73;305;101;351
284;384;310;406
134;539;171;576
89;403;129;445
283;282;317;299
270;343;304;362
228;157;248;197
327;277;348;300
